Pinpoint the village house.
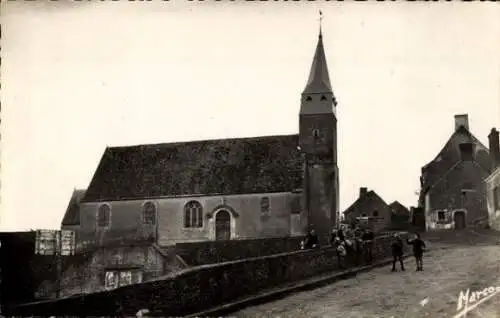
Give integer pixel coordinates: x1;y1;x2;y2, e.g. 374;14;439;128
342;187;393;233
389;201;411;229
485;128;500;231
418;114;492;231
56;29;340;296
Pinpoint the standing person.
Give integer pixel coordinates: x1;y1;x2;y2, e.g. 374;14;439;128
334;237;347;269
330;229;338;246
391;233;405;272
337;227;345;242
407;233;426;271
362;229;374;263
304;229;319;249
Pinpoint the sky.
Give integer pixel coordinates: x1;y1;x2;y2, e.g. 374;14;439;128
1;1;500;231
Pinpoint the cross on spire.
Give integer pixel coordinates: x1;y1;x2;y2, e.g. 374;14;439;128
319;10;323;37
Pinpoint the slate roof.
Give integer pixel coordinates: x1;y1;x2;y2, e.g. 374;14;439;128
303;33;332;95
61;189;86;226
420;126;491;192
81;134;303;202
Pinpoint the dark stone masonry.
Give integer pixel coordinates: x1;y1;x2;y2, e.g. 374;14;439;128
5;234;408;317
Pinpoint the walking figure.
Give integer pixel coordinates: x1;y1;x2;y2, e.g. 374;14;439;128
407;233;426;271
391;233;405;272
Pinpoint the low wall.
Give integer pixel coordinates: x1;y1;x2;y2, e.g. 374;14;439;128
6;234;408;317
176;236;305;266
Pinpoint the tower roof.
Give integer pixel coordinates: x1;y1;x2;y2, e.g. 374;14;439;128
303;32;333;94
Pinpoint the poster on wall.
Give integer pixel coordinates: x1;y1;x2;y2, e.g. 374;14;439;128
35;229;76;255
105;271;118;290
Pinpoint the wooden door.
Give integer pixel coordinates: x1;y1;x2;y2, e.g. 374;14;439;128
215;210;231;241
454;211;466;230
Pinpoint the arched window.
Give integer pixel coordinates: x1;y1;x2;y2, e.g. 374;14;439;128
321;95;327;101
312;129;320;139
260;197;270;214
142;201;157;225
97;204;111;228
184;201;203;228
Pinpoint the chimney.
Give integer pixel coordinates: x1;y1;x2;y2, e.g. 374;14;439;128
488;128;500;167
454;114;469;131
359;187;368;198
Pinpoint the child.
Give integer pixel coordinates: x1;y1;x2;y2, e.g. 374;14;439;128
407;233;426;271
391;233;405;272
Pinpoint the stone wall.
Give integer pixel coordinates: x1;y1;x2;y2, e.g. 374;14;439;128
6;234;408;317
36;243;183;299
426;160;489;230
486;168;500;230
176;236;305;266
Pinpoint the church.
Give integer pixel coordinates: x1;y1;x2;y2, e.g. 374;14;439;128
62;28;340;247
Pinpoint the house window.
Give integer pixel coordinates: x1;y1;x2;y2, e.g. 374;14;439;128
261;197;270;214
184;201;203;228
361;213;367;217
306;96;312;101
437;211;445;222
459;143;474;161
97;204;111;228
373;210;379;217
321;95;327;101
142;201;157;225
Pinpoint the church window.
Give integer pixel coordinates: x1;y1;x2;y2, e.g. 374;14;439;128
437;211;445;222
184;201;203;228
306;96;312;101
97;204;111;228
373;210;379;217
142;201;157;225
321;95;327;101
291;196;301;214
261;197;270;214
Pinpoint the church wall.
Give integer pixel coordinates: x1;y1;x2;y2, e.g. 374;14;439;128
78;192;301;247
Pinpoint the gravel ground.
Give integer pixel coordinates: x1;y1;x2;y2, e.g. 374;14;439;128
234;245;500;318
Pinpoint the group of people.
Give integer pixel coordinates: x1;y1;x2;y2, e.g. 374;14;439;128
301;227;376;269
391;232;426;272
300;227;427;272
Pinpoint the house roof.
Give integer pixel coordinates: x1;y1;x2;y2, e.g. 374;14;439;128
428;160;490;193
81;134;303;203
343;190;388;216
61;189;86;226
420;126;491;192
389;201;410;216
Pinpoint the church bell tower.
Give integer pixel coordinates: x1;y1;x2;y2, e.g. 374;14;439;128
299;21;339;243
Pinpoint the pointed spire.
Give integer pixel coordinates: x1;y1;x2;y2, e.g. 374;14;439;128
303;12;332;95
319;10;323;38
